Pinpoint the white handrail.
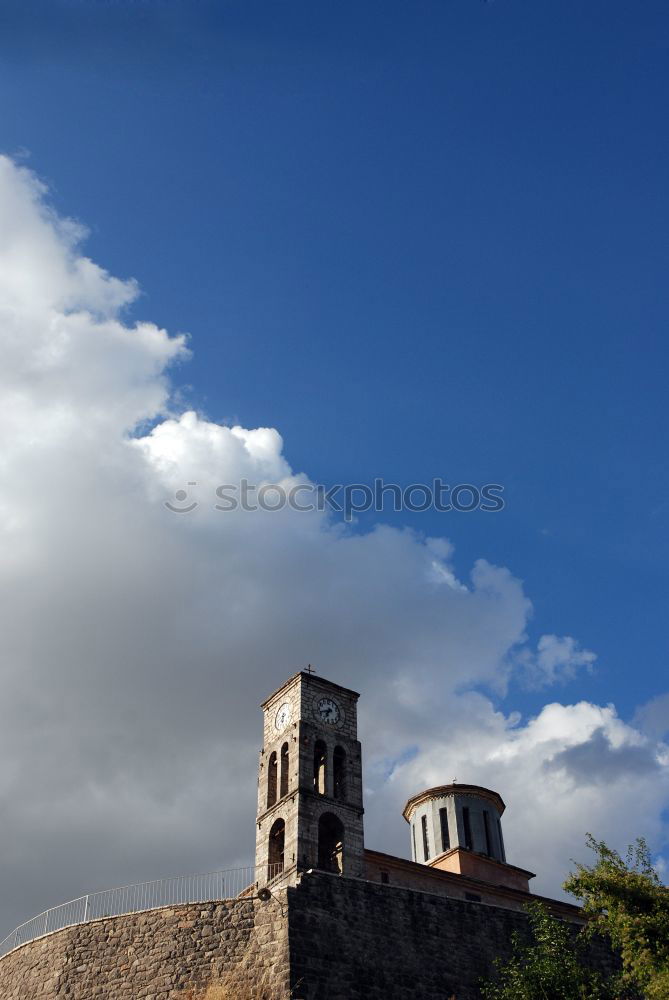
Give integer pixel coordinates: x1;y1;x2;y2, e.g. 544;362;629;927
0;862;287;959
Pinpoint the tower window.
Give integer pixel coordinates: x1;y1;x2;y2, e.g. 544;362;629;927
333;746;346;801
280;742;289;798
497;818;506;862
268;818;285;877
421;814;430;861
462;806;473;850
267;751;278;808
483;810;492;857
314;740;327;795
412;823;417;861
439;807;450;852
317;812;345;874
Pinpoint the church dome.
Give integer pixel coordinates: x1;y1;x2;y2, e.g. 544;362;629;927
403;783;506;865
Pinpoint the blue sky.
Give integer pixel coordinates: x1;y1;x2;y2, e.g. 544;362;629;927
9;0;662;718
4;2;668;710
0;0;667;922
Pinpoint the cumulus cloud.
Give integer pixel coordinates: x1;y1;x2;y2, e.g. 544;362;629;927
0;156;666;934
373;697;668;893
634;692;669;741
514;634;597;689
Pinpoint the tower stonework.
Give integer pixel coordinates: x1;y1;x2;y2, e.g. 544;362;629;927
255;670;364;884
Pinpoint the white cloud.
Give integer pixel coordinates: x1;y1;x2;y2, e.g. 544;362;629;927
514;633;597;689
0;156;666;934
634;691;669;741
370;697;668;898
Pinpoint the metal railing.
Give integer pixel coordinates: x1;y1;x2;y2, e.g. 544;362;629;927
0;862;287;959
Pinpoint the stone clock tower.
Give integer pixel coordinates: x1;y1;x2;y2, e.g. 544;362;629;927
255;670;364;885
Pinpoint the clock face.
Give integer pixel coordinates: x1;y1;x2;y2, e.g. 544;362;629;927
316;696;342;726
274;702;292;731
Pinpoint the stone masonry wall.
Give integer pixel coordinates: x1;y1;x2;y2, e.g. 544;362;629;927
0;898;290;1000
0;873;615;1000
287;872;615;1000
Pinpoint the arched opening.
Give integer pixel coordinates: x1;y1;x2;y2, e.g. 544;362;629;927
333;746;346;801
280;742;289;798
440;807;450;852
267;751;278;808
462;806;473;850
483;809;492;856
421;814;430;861
268;818;285;876
497;818;506;862
313;740;327;795
317;812;345;874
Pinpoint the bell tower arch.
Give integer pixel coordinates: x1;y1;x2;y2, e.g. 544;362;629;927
255;670;364;884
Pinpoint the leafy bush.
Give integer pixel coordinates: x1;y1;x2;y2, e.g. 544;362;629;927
480;900;616;1000
564;835;669;1000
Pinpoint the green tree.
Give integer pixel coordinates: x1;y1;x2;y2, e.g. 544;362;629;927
564;834;669;1000
480;900;615;1000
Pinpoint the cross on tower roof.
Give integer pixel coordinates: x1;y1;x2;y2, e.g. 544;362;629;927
305;664;316;675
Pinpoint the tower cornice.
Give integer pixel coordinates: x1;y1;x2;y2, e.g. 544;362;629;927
260;670;360;710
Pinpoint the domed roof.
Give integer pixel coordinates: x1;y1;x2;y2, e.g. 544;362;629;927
402;783;505;822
